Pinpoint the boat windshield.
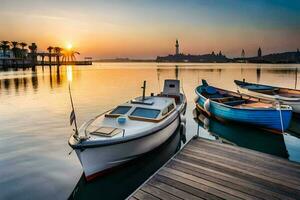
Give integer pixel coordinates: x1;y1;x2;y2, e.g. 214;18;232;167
110;106;132;115
130;107;160;119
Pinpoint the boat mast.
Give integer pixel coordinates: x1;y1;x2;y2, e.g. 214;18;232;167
142;80;146;101
69;84;79;137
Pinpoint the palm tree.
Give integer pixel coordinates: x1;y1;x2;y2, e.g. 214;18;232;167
11;41;19;58
54;47;62;65
28;43;37;65
1;41;10;66
62;50;80;62
47;46;53;64
19;42;27;66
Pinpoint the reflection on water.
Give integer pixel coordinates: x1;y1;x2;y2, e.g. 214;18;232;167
195;110;289;158
1;63;300;199
70;129;185;200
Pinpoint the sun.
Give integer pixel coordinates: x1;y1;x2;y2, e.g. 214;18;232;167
66;43;73;50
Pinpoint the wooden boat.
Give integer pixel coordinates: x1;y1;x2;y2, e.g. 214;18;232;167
195;80;292;133
69;80;187;181
235;79;300;114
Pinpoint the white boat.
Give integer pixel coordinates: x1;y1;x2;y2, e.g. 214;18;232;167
68;80;187;181
235;80;300;114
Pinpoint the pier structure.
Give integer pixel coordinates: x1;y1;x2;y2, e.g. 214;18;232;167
0;42;92;69
129;138;300;200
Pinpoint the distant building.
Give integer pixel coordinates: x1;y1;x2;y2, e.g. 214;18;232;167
241;49;245;58
175;39;179;55
156;41;229;63
258;47;262;57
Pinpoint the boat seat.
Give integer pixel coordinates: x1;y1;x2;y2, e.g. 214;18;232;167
208;93;224;99
224;99;245;106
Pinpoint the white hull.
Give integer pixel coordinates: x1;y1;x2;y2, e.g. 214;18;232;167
238;86;300;114
76;116;180;180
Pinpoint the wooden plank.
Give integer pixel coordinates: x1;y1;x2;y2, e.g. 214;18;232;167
158;169;243;200
128;197;138;200
191;139;300;170
183;145;300;184
166;160;282;200
128;138;300;200
171;158;295;200
148;179;205;200
133;190;159;200
154;174;223;200
181;148;300;188
176;153;300;199
190;139;300;176
163;167;262;200
188;141;300;178
141;184;182;200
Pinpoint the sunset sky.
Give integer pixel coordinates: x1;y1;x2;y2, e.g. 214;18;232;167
1;0;300;59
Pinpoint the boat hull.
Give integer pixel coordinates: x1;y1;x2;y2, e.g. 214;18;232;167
195;93;292;133
237;86;300;114
76;116;180;180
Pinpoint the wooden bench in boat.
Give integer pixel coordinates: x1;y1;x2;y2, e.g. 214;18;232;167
234;102;273;109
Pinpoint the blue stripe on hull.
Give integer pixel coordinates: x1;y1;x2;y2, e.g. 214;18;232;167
197;95;292;131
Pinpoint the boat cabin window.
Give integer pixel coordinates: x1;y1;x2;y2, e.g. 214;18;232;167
130;107;160;119
110;106;132;115
168;103;175;112
162;103;175;116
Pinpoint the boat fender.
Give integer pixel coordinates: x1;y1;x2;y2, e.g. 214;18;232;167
203;117;210;130
204;99;210;112
180;114;186;124
180;122;186;143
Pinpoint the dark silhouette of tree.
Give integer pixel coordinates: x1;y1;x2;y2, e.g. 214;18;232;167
47;46;53;64
19;42;27;66
11;41;19;58
28;43;37;65
211;51;215;56
62;49;80;62
54;47;62;65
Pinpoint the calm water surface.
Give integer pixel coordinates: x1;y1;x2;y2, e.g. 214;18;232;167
1;63;300;200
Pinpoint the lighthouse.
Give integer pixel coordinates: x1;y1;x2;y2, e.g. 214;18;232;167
175;39;179;55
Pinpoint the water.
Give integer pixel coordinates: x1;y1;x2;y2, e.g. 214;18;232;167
0;63;300;199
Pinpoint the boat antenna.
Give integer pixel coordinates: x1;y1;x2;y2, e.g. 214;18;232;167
142;80;146;101
69;84;79;138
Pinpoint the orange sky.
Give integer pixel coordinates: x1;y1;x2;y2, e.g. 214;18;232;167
1;0;300;59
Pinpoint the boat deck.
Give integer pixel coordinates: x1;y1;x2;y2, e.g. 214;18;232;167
128;138;300;200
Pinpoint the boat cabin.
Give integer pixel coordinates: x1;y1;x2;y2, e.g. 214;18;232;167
105;96;176;122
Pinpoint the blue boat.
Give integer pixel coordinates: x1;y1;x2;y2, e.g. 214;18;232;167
195;80;293;133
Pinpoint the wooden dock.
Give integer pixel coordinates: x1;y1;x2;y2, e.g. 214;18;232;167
128;138;300;200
